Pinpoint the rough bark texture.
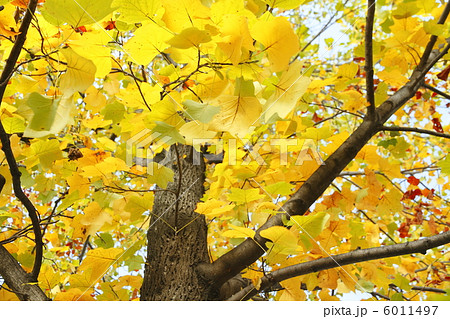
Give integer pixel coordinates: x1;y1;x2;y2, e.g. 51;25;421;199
140;144;214;300
0;245;49;301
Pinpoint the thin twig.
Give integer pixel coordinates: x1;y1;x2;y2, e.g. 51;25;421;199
380;125;450;139
423;83;450;100
365;0;376;118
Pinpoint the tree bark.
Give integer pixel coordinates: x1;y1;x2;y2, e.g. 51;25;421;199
0;245;49;301
140;144;215;300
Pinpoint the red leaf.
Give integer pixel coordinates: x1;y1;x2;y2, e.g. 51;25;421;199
353;57;365;63
432;118;444;133
312;112;323;122
407;175;420;186
437;65;450;81
402;189;422;200
75;26;87;33
398;222;411;238
415;91;422;99
104;20;116;30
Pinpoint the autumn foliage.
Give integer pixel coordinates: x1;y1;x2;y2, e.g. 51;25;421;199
0;0;449;301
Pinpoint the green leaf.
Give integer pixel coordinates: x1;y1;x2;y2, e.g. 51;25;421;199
94;233;115;249
438;156;450;175
42;0;115;27
264;181;294;196
101;101;126;123
182;100;220;123
147;163;174;189
151;121;186;145
26;92;59;132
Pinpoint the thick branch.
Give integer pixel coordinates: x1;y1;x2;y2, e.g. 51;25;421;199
381;125;450;139
0;0;43;282
365;0;376;118
228;231;450;301
0;246;49;300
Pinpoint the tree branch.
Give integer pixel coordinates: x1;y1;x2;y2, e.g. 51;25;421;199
423;83;450;100
365;0;376;118
0;245;49;300
380;125;450;139
415;1;450;73
228;231;450;301
0;0;43;282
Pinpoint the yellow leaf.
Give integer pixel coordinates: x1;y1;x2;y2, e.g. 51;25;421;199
54;288;95;301
167;27;211;49
279;277;306;301
217;15;254;65
335;90;369;112
78;247;123;280
209;95;262;137
227;188;264;204
262;0;307;10
264;61;310;120
124;23;172;65
260;226;298;249
223;225;255;238
81;201;113;236
180;122;218;146
68;31;112;78
196;199;236;218
39;263;61;293
0;4;18;37
252;16;299;72
113;0;164;24
377;69;409;87
60;47;96;96
377;188;403;215
82;115;113;129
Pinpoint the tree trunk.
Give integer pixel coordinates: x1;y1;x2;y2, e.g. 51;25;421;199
140;144;215;300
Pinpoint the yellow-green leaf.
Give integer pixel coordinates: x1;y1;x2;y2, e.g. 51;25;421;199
223;225;255;238
42;0;115;27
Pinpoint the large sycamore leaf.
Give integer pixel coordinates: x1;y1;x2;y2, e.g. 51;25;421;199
209;95;262;137
167;27;211;49
124;23;172;65
42;0;115;27
182;100;220;123
217;15;254;65
146;162;174;188
113;0;164;24
20;93;75;138
77;247;123;285
60;47;96;96
264;61;310;121
291;212;330;250
252;16;299;72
